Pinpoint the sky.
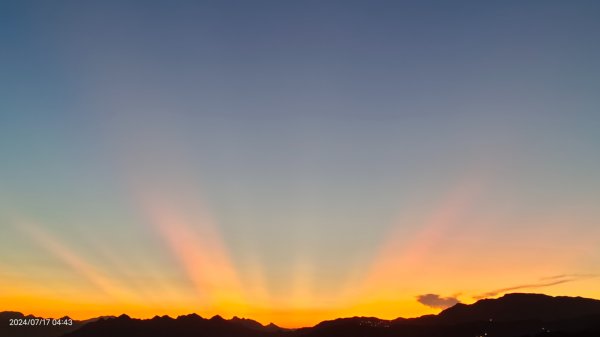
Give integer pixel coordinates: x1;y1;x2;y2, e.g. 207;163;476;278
1;0;600;328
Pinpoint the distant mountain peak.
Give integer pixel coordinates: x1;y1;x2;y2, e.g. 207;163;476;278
177;313;202;320
209;314;225;321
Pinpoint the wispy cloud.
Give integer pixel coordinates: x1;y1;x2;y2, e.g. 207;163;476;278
539;273;598;281
416;294;460;309
474;274;598;299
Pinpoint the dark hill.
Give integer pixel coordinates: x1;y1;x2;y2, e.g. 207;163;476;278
434;293;600;324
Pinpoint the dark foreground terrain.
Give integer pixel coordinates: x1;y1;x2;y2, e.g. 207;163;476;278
3;293;600;337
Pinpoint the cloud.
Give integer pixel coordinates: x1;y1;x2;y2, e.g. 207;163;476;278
474;274;598;299
539;273;598;281
416;294;460;309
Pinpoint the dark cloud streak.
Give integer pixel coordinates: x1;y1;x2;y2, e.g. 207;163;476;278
475;274;598;299
539;273;598;281
417;294;460;309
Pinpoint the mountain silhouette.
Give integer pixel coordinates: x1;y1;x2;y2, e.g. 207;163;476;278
300;294;600;337
3;293;600;337
59;313;286;337
0;311;103;337
435;293;600;323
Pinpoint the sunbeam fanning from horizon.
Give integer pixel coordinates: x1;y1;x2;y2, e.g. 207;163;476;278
364;170;489;290
137;193;245;309
10;218;139;302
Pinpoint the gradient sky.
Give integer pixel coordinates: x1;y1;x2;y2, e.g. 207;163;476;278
1;0;600;328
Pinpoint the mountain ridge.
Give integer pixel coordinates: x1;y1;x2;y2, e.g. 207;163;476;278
3;293;600;337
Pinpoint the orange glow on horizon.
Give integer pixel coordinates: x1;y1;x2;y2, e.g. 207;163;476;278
2;175;599;328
